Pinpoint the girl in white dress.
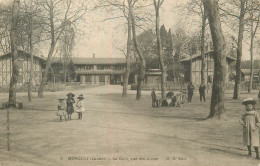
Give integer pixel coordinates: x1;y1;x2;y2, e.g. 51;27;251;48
56;98;67;121
75;94;85;119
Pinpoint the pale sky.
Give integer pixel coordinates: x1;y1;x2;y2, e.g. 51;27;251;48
74;0;256;60
1;0;257;60
74;0;187;58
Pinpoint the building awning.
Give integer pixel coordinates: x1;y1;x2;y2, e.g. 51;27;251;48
180;50;236;62
52;57;136;65
76;70;125;75
0;50;46;62
241;69;260;75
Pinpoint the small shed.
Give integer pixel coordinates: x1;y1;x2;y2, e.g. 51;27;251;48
0;50;45;87
180;50;236;85
144;69;162;85
241;69;260;82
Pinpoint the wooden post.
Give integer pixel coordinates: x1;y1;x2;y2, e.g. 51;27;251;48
7;109;10;151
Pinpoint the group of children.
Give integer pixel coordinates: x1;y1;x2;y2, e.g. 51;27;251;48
151;89;188;107
56;92;85;122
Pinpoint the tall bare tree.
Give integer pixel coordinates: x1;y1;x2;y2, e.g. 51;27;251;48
203;0;227;119
122;5;132;97
37;0;87;97
233;0;246;99
200;2;206;84
59;21;75;83
247;0;260;93
9;0;20;107
97;0;150;97
185;0;207;84
154;0;166;99
129;0;146;100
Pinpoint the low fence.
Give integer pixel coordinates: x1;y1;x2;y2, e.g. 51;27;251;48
0;82;66;93
44;82;66;92
131;82;188;91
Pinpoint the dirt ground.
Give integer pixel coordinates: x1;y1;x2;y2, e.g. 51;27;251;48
1;85;260;166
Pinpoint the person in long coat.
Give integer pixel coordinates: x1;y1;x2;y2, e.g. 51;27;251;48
151;88;157;107
187;82;195;102
240;98;260;159
66;92;75;120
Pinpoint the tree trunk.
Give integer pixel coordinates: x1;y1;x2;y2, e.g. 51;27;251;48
154;0;166;99
233;0;245;99
28;15;33;102
203;0;227;119
63;58;67;83
38;0;64;97
190;53;192;82
201;8;206;84
129;0;146;100
9;0;20;107
122;10;132;97
248;20;254;93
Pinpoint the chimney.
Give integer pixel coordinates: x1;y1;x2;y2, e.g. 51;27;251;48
93;53;95;58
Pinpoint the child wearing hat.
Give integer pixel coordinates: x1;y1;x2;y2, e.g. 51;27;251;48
241;98;260;159
75;94;85;119
56;98;67;122
66;92;75;120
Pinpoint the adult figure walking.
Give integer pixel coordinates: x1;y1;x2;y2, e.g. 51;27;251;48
199;82;206;102
187;82;195;102
151;88;157;107
66;92;75;120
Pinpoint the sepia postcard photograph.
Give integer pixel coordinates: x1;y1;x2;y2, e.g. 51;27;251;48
1;0;260;165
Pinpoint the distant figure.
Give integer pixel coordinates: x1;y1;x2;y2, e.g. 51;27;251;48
187;82;195;102
166;91;174;99
56;98;67;122
75;94;85;120
173;92;182;107
166;91;175;107
199;83;206;102
66;92;75;120
258;91;260;103
151;88;157;107
240;98;260;159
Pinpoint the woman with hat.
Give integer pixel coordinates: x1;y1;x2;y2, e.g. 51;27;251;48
241;98;260;159
75;94;85;119
66;92;75;120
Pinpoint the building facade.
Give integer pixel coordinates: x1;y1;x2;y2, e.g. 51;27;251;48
0;50;45;88
180;50;236;85
72;57;134;85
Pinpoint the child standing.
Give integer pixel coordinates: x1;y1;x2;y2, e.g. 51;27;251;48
75;94;85;119
66;92;75;120
56;98;67;122
241;98;260;159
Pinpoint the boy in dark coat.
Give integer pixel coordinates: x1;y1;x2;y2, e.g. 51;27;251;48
66;92;75;120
